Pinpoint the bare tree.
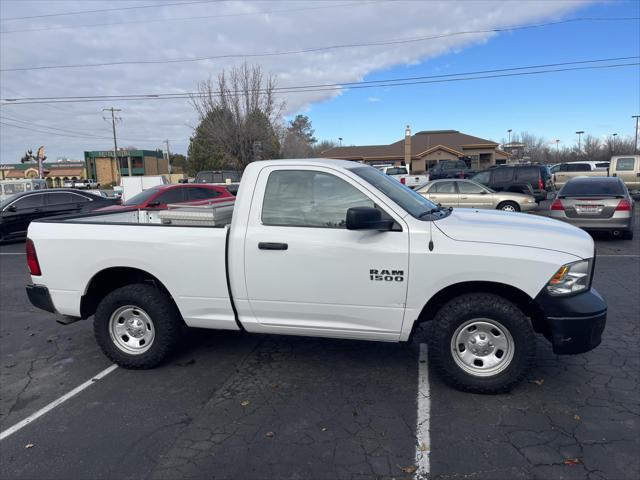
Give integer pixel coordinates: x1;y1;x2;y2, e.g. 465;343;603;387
189;63;285;170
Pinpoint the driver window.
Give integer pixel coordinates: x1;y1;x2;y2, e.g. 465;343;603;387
457;182;485;194
262;170;374;228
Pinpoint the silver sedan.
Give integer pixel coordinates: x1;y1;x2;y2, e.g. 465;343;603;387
548;177;634;239
416;179;537;212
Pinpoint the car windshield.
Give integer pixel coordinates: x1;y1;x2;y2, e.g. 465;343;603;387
123;187;160;206
349;166;440;218
560;180;625;197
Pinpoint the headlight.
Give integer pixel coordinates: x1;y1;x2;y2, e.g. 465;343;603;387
546;259;592;296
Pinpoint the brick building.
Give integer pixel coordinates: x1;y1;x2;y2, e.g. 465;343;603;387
321;127;510;174
84;149;169;186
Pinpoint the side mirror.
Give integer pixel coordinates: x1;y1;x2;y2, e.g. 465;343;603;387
6;205;17;212
346;207;393;231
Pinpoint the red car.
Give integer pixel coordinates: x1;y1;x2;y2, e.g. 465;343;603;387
97;184;234;212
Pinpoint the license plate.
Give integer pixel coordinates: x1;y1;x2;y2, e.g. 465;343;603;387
577;205;601;213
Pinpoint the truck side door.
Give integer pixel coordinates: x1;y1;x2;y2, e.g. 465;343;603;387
242;166;409;340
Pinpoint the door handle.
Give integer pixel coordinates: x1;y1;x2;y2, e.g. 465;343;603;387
258;242;288;250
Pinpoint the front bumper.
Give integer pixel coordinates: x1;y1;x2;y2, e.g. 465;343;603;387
534;288;607;354
26;284;57;313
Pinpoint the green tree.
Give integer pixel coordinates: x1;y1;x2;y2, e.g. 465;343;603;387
281;115;317;158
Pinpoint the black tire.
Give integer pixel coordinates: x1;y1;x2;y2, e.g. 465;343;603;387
497;201;520;212
429;293;535;394
94;283;182;369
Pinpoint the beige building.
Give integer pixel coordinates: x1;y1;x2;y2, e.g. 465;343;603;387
321;128;510;174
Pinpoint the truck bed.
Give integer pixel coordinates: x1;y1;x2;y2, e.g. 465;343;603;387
28;202;237;331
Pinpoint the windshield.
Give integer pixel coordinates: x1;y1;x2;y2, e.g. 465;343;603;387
123;187;160;206
349;166;440;218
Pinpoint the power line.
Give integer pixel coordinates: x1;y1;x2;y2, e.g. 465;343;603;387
3;17;638;72
0;1;384;34
0;1;218;21
0;115;165;142
2;57;638;104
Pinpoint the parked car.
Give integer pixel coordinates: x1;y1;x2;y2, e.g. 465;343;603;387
416;179;537;212
195;170;242;184
26;159;606;394
0;189;118;242
0;179;47;202
549;177;634;239
551;162;608;188
609;155;640;194
96;183;234;212
471;164;553;202
428;159;475;180
87;189;110;198
73;179;99;189
63;179;75;188
377;165;428;189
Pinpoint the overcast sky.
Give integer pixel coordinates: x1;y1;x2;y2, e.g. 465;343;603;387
1;0;638;162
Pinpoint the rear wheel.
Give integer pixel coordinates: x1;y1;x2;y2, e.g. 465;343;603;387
94;283;182;369
497;201;520;212
429;293;535;393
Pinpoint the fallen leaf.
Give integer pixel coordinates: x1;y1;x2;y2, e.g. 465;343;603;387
240;400;250;407
419;442;429;452
573;414;581;421
24;443;34;449
265;431;274;438
400;465;418;474
531;378;545;386
564;458;581;466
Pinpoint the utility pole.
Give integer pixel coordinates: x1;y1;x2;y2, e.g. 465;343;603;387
103;107;127;178
507;129;512;146
575;131;584;156
633;115;640;154
611;133;617;155
163;139;172;175
555;139;560;161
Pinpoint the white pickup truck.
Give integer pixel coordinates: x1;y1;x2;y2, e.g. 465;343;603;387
25;159;606;393
377;165;428;189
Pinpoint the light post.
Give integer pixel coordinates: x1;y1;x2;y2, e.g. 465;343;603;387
338;137;343;147
575;131;584;156
507;129;512;146
633;116;639;154
612;133;618;155
555;139;560;161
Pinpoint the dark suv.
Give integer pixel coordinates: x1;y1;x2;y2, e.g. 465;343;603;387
471;165;553;202
428;160;476;180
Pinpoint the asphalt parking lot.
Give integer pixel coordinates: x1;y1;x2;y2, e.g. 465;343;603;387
0;209;638;480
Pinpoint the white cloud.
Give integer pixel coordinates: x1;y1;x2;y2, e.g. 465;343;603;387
367;96;381;103
0;0;586;161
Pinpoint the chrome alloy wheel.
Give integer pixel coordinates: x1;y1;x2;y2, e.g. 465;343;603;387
501;204;517;212
451;318;515;377
109;305;155;355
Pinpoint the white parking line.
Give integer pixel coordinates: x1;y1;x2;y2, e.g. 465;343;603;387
0;364;118;441
0;253;24;255
415;343;430;478
597;254;639;257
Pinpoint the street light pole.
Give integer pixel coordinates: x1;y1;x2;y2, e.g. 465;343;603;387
507;129;512;146
612;133;617;155
633;116;640;154
575;131;584;156
555;139;560;161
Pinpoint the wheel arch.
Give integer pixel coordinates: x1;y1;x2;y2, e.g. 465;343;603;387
417;281;547;333
80;266;177;320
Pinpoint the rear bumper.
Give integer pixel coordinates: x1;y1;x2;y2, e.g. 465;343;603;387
534;288;607;354
26;284;57;313
548;213;633;231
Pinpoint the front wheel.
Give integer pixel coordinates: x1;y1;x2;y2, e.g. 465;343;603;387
497;201;520;212
429;293;535;393
94;283;182;369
